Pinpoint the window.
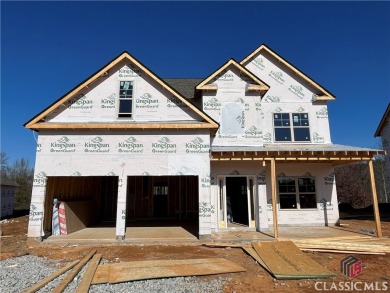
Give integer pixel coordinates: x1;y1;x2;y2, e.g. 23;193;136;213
118;81;133;117
278;177;317;209
274;113;310;142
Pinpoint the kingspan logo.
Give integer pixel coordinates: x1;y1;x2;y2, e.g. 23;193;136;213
118;137;144;153
136;93;159;109
203;97;221;111
50;136;76;153
213;70;234;82
289;84;305;98
252;56;266;70
119;65;142;77
33;171;47;187
85;137;110;153
101;93;116;109
68;94;93;109
186;137;210;153
269;71;285;84
235;98;250;111
152;137;177;154
167;97;187;108
245;126;262;138
29;204;44;221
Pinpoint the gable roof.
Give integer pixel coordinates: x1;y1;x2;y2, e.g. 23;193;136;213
375;102;390;137
24;52;218;130
240;44;335;101
195;59;269;94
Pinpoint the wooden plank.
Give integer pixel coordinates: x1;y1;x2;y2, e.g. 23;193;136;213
24;260;79;293
299;248;386;255
241;245;272;275
252;241;335;279
52;250;96;293
92;258;245;284
90;264;109;284
75;254;102;293
369;160;383;238
203;243;244;248
270;158;278;238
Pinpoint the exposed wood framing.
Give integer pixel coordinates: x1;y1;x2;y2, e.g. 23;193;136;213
28;122;216;130
196;59;269;93
368;160;382;238
240;44;335;100
270;158;279;239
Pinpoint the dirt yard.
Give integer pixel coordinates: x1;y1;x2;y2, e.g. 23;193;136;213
1;215;390;292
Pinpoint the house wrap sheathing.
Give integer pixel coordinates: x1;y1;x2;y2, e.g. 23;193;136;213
25;44;384;240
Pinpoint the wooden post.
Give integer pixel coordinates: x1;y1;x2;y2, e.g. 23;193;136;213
270;158;279;238
368;160;382;238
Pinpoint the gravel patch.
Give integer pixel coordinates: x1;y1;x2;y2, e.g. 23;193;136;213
1;256;229;293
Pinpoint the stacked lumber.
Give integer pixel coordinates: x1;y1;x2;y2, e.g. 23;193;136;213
283;235;390;254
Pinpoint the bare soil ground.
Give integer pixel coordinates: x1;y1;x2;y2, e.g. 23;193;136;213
1;215;390;292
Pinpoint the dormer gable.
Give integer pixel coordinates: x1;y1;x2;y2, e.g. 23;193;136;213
24;52;218;131
241;44;335;102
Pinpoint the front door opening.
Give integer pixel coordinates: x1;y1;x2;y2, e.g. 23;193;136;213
226;177;249;226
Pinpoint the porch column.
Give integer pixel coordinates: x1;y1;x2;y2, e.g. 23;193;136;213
115;176;127;240
368;160;382;238
270;158;279;238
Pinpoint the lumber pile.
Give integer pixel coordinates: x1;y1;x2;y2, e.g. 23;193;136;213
283;235;390;254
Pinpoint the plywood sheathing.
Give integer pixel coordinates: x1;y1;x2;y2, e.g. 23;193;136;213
240;44;335;101
91;258;246;284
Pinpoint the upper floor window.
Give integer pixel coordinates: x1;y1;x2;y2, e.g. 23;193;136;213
274;113;310;142
278;177;317;210
118;81;133;118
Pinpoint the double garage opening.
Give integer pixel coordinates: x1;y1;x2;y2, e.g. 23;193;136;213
43;175;199;239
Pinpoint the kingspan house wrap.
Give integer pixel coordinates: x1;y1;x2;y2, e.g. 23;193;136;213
24;44;384;241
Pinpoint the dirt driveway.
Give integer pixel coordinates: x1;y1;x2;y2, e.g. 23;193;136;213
1;216;390;292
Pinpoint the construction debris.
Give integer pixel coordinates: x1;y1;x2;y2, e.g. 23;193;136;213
91;258;246;284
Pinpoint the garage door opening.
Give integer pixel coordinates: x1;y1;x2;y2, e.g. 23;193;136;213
126;176;199;238
43;176;118;237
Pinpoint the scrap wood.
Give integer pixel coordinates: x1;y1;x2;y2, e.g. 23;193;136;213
74;253;102;293
292;240;390;253
52;249;96;293
241;245;272;275
91;258;246;284
252;241;335;280
299;248;386;255
24;260;79;293
203;243;244;248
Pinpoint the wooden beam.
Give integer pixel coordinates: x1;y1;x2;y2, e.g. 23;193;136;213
368;160;382;238
24;260;79;293
270;158;279;239
75;254;102;293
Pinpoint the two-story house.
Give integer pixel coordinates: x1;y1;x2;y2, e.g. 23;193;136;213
24;44;384;241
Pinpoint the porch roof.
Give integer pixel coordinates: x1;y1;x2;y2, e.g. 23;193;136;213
210;144;385;164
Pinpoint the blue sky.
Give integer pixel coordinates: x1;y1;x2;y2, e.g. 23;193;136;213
1;1;389;166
